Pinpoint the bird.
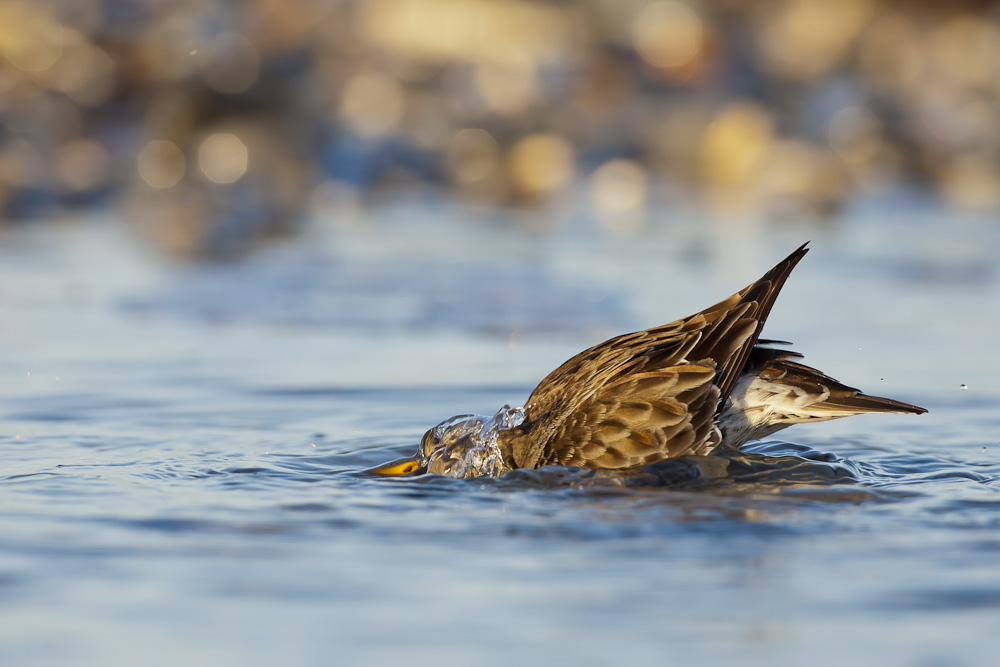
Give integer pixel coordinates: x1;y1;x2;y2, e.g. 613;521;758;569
371;243;926;478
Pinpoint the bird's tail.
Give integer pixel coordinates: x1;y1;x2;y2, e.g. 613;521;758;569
752;346;926;417
719;345;926;446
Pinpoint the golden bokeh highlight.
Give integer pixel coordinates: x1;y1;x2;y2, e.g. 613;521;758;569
701;102;774;189
591;159;648;237
338;71;406;138
474;62;538;114
758;0;873;81
0;4;64;73
357;0;580;68
507;134;574;198
633;2;704;70
197;133;249;184
138;140;186;189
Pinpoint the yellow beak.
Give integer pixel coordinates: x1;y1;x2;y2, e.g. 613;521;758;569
366;457;423;476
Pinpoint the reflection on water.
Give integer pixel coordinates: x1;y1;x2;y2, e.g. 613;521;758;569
0;213;999;666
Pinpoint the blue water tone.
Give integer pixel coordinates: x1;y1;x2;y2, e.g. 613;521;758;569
1;209;998;667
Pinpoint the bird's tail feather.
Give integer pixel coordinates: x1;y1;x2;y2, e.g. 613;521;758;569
755;355;927;417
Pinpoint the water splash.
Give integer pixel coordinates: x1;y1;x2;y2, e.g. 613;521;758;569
425;405;526;478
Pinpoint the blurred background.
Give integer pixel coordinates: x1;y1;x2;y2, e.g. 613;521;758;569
2;0;1000;257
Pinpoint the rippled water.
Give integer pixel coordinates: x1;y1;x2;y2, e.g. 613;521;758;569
1;207;998;666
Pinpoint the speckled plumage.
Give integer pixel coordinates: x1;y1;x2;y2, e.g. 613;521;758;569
375;243;926;479
499;242;814;471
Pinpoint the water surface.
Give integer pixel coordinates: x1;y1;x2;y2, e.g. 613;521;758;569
1;208;998;666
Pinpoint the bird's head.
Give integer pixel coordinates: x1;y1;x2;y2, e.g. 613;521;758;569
368;408;524;479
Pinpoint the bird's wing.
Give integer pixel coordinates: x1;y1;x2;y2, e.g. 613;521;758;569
504;244;810;469
691;242;810;407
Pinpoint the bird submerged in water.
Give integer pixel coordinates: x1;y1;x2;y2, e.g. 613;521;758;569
373;243;926;479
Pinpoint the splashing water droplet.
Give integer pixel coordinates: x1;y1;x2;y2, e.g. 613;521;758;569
424;406;526;478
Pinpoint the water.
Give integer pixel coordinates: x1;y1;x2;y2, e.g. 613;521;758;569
410;406;527;478
1;207;998;666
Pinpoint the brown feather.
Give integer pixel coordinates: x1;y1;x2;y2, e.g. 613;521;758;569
500;244;811;471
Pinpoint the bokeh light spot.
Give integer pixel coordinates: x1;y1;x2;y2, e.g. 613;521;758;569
338;72;405;138
633;2;703;70
0;5;64;72
198;133;248;184
137;140;186;189
592;159;647;214
474;62;538;114
758;0;873;81
507;133;575;197
701;102;774;188
591;159;648;236
358;0;580;68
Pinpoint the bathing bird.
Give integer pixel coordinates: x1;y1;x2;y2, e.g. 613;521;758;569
373;243;926;478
